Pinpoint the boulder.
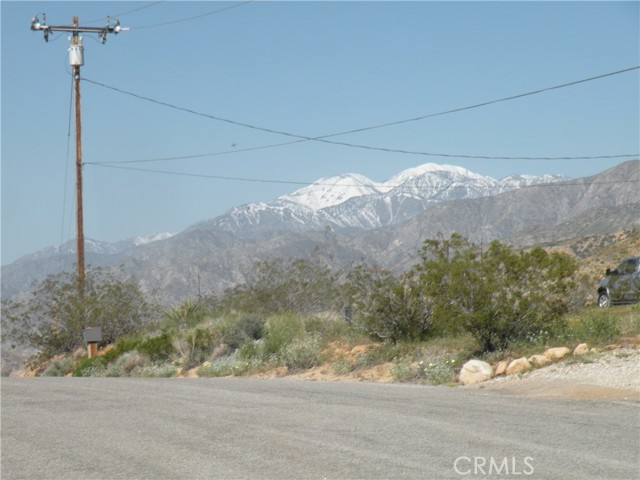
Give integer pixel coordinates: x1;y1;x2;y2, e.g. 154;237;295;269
506;357;532;375
573;343;589;356
543;347;571;361
494;360;509;376
459;359;494;385
528;354;551;368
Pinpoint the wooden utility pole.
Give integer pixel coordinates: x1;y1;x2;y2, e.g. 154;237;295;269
72;17;86;295
31;15;127;296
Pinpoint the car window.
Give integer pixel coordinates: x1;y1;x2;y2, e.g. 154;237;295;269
617;259;637;275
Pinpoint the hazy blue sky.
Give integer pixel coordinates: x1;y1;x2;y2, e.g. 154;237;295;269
2;1;639;265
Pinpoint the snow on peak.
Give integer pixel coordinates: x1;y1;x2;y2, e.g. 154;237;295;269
280;173;383;210
133;232;175;246
385;163;488;186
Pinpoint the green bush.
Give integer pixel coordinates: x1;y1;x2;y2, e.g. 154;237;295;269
105;351;148;377
72;356;106;377
223;315;265;350
413;235;577;352
333;356;356;375
197;354;253;377
281;336;322;370
347;265;433;343
130;364;177;378
102;336;142;364
137;333;175;362
2;269;159;357
171;327;218;368
419;359;457;385
216;258;341;315
264;313;305;356
568;309;620;343
41;357;73;377
237;339;266;362
162;298;209;331
391;358;416;382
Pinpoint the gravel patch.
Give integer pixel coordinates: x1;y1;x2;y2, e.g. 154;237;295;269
465;349;640;401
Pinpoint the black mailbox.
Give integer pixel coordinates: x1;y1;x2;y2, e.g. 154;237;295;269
83;327;102;343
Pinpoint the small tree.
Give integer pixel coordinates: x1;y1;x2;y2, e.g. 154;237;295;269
216;257;341;315
347;265;433;343
414;235;578;352
2;269;159;357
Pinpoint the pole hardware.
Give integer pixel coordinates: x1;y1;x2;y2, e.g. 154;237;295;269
31;14;128;43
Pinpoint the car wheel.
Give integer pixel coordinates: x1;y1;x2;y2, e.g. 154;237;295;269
598;292;610;308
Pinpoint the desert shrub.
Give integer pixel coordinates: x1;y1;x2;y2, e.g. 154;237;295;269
105;351;148;377
102;336;142;364
391;358;416;382
263;313;305;356
197;354;253;377
419;359;458;385
347;265;433;343
2;269;159;357
41;357;73;377
333;356;356;375
72;356;106;377
618;304;640;336
137;333;175;362
130;363;177;378
171;327;219;368
413;235;577;352
307;314;365;344
280;336;322;370
216;257;341;315
237;339;265;362
223;315;265;350
163;298;206;330
358;343;405;368
567;308;620;343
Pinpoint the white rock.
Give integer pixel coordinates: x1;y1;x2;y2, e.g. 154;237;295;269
460;360;494;385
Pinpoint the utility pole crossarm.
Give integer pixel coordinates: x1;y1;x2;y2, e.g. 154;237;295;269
31;14;128;43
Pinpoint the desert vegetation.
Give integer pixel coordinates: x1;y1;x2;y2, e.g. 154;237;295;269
3;234;638;381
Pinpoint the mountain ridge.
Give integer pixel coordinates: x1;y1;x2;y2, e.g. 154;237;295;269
2;160;637;304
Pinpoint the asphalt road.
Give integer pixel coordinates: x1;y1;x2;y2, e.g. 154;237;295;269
2;378;638;480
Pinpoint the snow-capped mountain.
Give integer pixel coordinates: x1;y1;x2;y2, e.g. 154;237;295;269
280;173;384;210
2;161;638;307
198;163;568;236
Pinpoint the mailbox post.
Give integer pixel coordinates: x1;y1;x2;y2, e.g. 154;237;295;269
83;327;102;358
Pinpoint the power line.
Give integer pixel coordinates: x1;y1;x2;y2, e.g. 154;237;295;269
129;1;254;29
106;1;166;20
90;162;640;190
83;66;640;164
82;76;309;140
311;66;640;139
59;72;75;273
84;2;166;24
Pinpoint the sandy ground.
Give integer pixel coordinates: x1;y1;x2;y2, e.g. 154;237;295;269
284;346;640;402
